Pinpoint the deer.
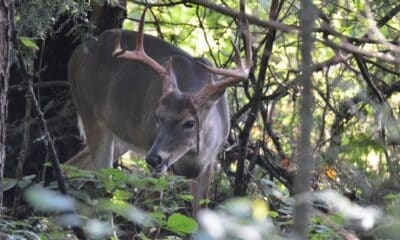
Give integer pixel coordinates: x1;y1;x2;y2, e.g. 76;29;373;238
66;8;252;215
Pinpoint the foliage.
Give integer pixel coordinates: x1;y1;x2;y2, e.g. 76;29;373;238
0;163;197;239
4;0;400;239
63;164;199;238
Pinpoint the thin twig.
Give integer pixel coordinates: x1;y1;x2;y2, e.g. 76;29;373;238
13;36;87;240
12;88;32;215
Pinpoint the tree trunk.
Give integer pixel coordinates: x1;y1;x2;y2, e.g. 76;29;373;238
0;0;13;212
293;0;317;238
90;0;126;35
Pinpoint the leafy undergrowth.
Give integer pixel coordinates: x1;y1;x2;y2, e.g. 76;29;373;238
2;161;400;239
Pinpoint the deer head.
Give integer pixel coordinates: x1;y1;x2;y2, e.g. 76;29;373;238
112;7;252;177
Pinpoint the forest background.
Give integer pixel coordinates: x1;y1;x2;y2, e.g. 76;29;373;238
0;0;399;239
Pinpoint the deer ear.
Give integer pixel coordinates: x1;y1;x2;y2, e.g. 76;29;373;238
209;87;226;102
204;88;225;110
162;57;180;94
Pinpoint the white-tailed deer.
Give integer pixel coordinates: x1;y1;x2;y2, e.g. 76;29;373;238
67;8;252;214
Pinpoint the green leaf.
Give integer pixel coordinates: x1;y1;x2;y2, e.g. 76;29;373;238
166;213;198;235
4;174;37;190
99;168;128;180
199;198;211;206
179;194;194;202
69;189;94;205
128;175;168;191
384;193;400;201
23;174;37;181
113;189;132;200
97;168;128;191
98;199;153;226
3;178;17;191
19;37;39;51
39;232;49;240
137;232;150;240
269;210;279;219
149;211;167;226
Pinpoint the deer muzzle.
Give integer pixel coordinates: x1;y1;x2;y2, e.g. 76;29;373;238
145;152;171;177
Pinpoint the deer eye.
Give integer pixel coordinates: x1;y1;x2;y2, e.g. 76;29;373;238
183;120;196;129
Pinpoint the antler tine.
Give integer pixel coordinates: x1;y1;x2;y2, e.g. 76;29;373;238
135;5;147;52
112;7;166;76
200;19;253;90
214;18;253;89
191;16;252;109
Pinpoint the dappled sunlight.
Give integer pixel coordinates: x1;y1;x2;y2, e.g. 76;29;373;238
84;219;113;239
316;190;382;231
24;185;75;213
196;198;278;240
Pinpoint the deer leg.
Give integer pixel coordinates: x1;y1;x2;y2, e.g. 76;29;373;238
67;144;127;169
85;124;114;170
65;146;90;167
190;164;214;217
67;116;114;170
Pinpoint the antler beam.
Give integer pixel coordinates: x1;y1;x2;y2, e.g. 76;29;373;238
112;7;166;76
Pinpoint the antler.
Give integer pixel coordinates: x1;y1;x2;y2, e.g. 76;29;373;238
113;7;178;94
112;7;166;77
192;18;253;107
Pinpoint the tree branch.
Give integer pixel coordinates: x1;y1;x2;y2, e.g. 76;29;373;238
13;34;87;240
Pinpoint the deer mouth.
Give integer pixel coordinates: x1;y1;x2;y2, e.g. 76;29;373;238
151;158;170;177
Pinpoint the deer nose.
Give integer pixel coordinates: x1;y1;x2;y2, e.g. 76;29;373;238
145;154;162;168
